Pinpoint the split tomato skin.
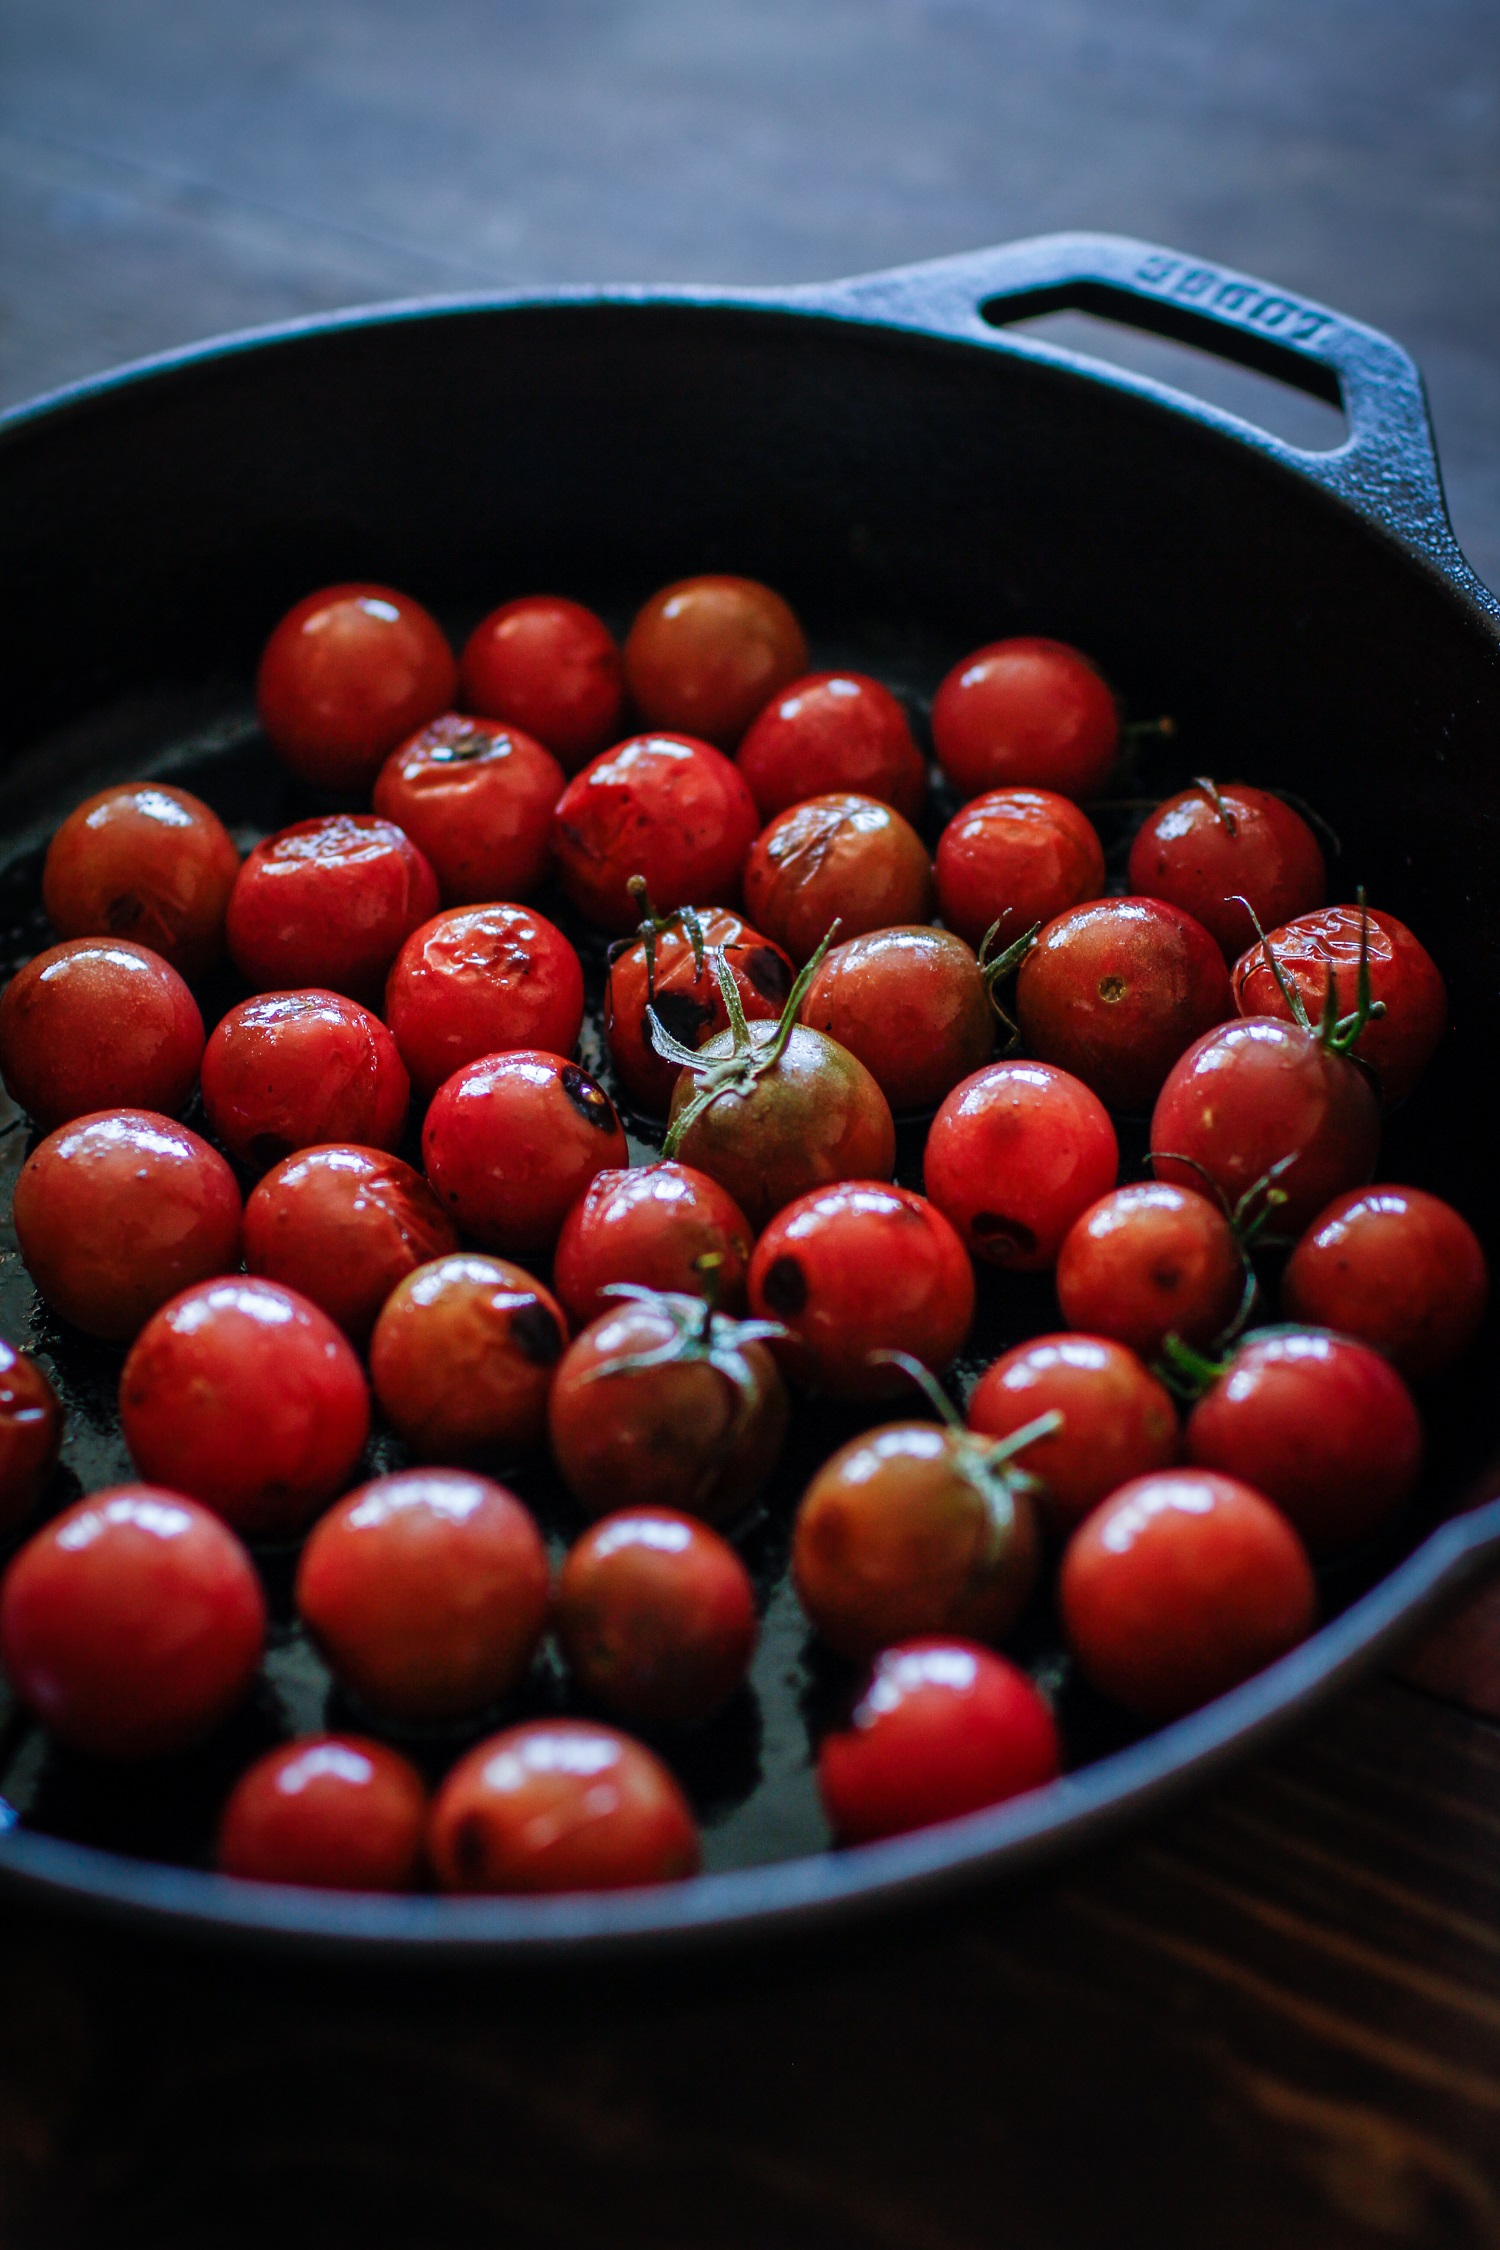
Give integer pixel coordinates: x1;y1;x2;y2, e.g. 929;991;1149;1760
742;792;934;966
257;582;456;792
552;1163;754;1328
797;926;994;1116
931;638;1119;803
967;1334;1179;1534
552;734;762;934
1056;1182;1245;1361
216;1735;428;1892
459;595;625;773
1282;1185;1489;1381
935;787;1107;953
603;908;792;1116
0;1341;63;1533
422;1050;627;1260
42;780;239;980
369;1253;566;1462
242;1145;459;1348
384;903;585;1100
623;575;809;749
924;1060;1118;1271
1232;904;1447;1105
227;814;440;1005
201;989;409;1172
818;1639;1060;1845
0;937;204;1132
1126;782;1326;960
372;715;564;904
736;672;926;822
556;1508;758;1727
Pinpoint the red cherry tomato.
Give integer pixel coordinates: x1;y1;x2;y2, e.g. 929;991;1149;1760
552;734;761;934
552;1163;754;1328
1126;782;1325;960
1059;1469;1316;1718
935;787;1107;952
1232;904;1446;1104
257;583;456;792
623;575;809;749
818;1639;1060;1844
557;1508;758;1726
0;1340;62;1533
966;1334;1179;1533
296;1468;551;1722
226;814;439;1004
1281;1185;1489;1381
12;1110;241;1343
743;793;934;967
369;1253;566;1462
924;1060;1118;1270
242;1145;459;1348
120;1277;370;1539
0;937;204;1131
603;905;792;1116
42;781;240;980
1056;1182;1246;1361
216;1735;428;1891
796;926;995;1116
421;1050;627;1259
0;1486;265;1758
429;1720;700;1893
931;638;1118;802
458;594;625;773
201;990;409;1172
384;903;584;1100
372;715;564;904
736;672;926;822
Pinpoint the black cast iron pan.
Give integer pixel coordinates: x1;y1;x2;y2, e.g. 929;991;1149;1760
2;233;1499;1955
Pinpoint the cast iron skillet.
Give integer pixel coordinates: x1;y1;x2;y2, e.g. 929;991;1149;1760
1;233;1499;1955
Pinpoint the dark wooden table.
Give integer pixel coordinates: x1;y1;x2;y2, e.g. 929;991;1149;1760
3;4;1500;2244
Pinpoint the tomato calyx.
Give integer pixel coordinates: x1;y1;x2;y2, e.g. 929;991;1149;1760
1140;1152;1299;1379
654;924;841;1159
873;1349;1062;1562
584;1281;787;1508
1237;887;1386;1058
976;918;1042;1049
612;875;710;999
1155;1319;1330;1405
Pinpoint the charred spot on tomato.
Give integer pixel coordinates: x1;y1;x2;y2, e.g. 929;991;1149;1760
759;1254;808;1316
971;1212;1039;1257
510;1300;564;1366
745;946;792;1004
1098;974;1128;1003
560;1063;619;1132
648;991;714;1053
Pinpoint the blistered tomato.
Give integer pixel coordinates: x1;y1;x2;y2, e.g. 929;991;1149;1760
924;1061;1118;1270
736;672;925;821
967;1334;1178;1533
931;638;1118;802
42;781;239;980
0;1341;62;1533
216;1735;428;1891
623;575;808;749
1126;782;1325;960
1015;897;1232;1112
935;788;1106;952
226;814;439;1003
372;714;564;904
742;793;934;966
552;735;761;934
242;1145;459;1347
552;1163;754;1328
0;938;204;1132
369;1253;566;1461
384;903;584;1100
459;595;625;772
557;1508;758;1726
422;1051;627;1259
257;583;456;791
201;989;409;1171
1281;1185;1489;1381
796;926;994;1116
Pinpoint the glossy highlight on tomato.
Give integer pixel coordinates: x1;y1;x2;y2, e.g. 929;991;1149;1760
257;582;456;791
216;1735;428;1892
242;1145;459;1348
743;792;934;966
797;926;994;1116
557;1508;758;1726
1281;1185;1489;1381
1126;781;1326;960
552;734;761;933
42;780;239;980
553;1163;754;1328
226;814;439;1003
372;714;564;904
736;671;926;821
967;1334;1179;1533
924;1060;1118;1270
1015;897;1232;1112
935;787;1106;952
623;575;808;749
459;595;624;772
0;937;204;1132
1056;1182;1246;1361
931;638;1119;802
369;1253;566;1462
422;1050;627;1258
1232;904;1447;1104
201;989;409;1171
385;902;585;1100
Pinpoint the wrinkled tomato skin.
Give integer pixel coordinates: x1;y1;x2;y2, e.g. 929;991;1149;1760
201;990;409;1172
1282;1185;1489;1381
226;815;439;1004
552;1163;753;1329
1232;905;1447;1105
623;575;809;749
931;638;1119;803
216;1735;428;1891
792;1423;1041;1662
422;1051;627;1259
369;1253;566;1462
13;1110;242;1343
0;1486;265;1758
736;672;927;822
667;1023;897;1232
372;715;564;904
0;938;204;1132
42;781;239;980
935;788;1106;952
120;1277;370;1539
1186;1329;1423;1554
385;903;585;1100
557;1508;758;1726
742;792;934;966
552;735;762;934
257;583;456;792
1126;783;1326;960
0;1341;63;1533
924;1061;1118;1271
1016;898;1233;1112
1056;1182;1245;1361
604;908;792;1116
967;1333;1178;1533
429;1720;701;1894
1059;1469;1317;1719
1150;1017;1381;1236
818;1639;1060;1845
242;1145;459;1348
296;1469;551;1722
459;595;625;773
798;927;993;1116
748;1181;975;1401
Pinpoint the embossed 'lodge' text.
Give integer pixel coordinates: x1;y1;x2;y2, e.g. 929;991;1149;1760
1134;254;1333;346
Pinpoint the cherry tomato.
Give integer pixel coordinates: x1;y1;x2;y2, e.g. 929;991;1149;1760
0;1486;265;1758
296;1469;551;1722
1232;904;1446;1104
742;793;934;966
429;1720;700;1893
1056;1182;1246;1361
935;787;1106;952
924;1060;1118;1270
0;937;204;1132
623;575;809;749
120;1277;370;1539
556;1508;758;1726
797;927;994;1116
603;905;792;1116
372;715;564;904
931;638;1118;802
242;1145;459;1348
226;814;439;1004
257;583;456;792
216;1735;428;1891
421;1051;627;1259
1015;898;1232;1112
13;1110;241;1343
1126;782;1325;960
818;1639;1060;1844
552;734;761;934
1281;1185;1489;1381
369;1253;566;1462
459;594;625;772
0;1340;62;1533
966;1334;1178;1533
736;672;926;822
1059;1469;1316;1718
201;990;409;1171
42;780;239;980
384;903;584;1100
552;1163;753;1328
